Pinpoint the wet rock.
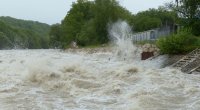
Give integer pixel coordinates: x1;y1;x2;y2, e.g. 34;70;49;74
70;41;78;49
141;52;154;60
141;44;160;60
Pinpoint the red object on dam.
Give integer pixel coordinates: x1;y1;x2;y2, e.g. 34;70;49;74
141;52;154;60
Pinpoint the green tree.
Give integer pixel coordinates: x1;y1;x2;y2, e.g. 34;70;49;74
176;0;200;19
157;30;198;54
92;0;132;43
61;0;94;46
131;8;176;32
175;0;200;35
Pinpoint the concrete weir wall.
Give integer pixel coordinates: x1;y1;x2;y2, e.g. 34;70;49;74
132;26;172;41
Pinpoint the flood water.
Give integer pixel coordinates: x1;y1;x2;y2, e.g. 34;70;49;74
0;21;200;110
0;49;200;110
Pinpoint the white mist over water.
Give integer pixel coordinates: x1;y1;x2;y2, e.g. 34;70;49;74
0;21;200;109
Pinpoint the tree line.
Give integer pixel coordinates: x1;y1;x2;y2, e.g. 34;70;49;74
49;0;182;48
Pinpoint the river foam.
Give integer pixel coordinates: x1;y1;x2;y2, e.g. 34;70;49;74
0;49;200;110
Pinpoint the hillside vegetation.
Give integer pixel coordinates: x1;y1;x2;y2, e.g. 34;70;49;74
0;16;50;49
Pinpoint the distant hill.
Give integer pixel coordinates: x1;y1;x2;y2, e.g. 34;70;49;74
0;16;50;49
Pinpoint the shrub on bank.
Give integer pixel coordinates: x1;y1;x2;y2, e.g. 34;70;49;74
156;30;198;54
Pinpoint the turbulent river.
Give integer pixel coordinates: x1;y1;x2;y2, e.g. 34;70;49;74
0;49;200;110
1;21;200;110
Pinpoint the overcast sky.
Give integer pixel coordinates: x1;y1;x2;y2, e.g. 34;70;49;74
0;0;172;25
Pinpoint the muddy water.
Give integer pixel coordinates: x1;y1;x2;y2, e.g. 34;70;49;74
0;49;200;110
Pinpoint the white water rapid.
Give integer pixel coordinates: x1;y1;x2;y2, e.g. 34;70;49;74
0;21;200;110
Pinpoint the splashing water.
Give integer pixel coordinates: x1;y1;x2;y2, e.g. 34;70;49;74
109;21;140;60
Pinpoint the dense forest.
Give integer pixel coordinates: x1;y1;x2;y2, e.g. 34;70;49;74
50;0;133;47
0;16;50;49
49;0;179;48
